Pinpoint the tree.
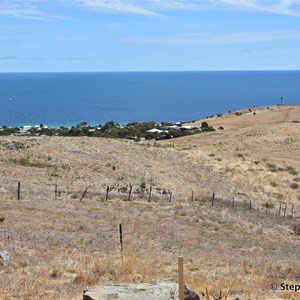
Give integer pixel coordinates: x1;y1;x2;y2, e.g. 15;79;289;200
201;121;209;128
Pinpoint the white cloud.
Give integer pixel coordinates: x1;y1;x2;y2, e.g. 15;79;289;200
0;1;43;19
272;0;300;16
1;0;300;19
0;56;18;60
81;0;159;16
215;0;300;16
0;0;74;20
148;0;300;16
127;30;300;44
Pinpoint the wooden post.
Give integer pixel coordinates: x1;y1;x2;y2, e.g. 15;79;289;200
283;203;287;218
178;256;184;300
148;186;152;202
119;224;123;253
279;202;282;215
128;185;132;201
106;186;110;201
80;188;88;202
54;184;58;200
191;190;194;202
17;182;21;200
291;204;294;218
232;197;235;208
169;192;172;202
212;193;215;206
249;200;252;210
266;203;268;214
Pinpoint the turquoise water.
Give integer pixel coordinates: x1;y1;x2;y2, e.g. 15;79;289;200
0;71;299;127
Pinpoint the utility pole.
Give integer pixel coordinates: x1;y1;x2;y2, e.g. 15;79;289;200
280;96;283;106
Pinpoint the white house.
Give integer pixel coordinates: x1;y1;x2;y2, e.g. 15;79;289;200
146;128;168;133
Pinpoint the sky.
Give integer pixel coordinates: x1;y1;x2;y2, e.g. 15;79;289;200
1;0;300;72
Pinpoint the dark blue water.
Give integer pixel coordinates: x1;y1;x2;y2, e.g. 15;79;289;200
0;71;299;127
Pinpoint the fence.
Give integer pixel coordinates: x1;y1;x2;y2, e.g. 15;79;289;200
0;179;297;219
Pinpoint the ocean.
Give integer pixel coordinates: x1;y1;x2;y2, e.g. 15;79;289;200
0;71;299;127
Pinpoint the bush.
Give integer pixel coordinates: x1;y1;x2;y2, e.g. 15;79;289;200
265;202;274;209
201;121;209;128
292;224;300;235
290;182;299;189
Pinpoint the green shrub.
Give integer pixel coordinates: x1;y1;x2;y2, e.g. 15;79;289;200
292;224;300;235
274;193;283;200
265;202;274;209
266;162;277;169
10;157;48;168
201;121;209;128
290;182;299;189
286;166;298;175
140;179;146;190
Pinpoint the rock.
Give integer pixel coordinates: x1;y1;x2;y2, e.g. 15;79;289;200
83;281;201;300
84;280;180;300
184;285;200;300
0;251;10;266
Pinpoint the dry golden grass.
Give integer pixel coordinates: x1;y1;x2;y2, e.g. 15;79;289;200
0;105;299;299
0;197;299;299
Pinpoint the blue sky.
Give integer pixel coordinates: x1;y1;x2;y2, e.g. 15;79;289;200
1;0;300;72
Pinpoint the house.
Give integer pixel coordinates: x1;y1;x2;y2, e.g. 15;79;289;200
23;125;32;131
146;128;168;133
12;130;31;136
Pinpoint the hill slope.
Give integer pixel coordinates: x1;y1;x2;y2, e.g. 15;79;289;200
0;105;299;299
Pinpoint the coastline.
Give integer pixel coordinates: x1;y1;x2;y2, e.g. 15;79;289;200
1;71;300;129
2;104;299;130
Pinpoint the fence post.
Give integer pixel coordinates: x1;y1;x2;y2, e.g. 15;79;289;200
191;190;194;202
119;224;123;253
106;186;110;201
212;193;215;206
232;197;235;208
54;184;58;200
128;185;132;201
178;257;184;300
148;186;152;202
291;204;294;218
279;202;282;215
169;192;172;202
283;203;287;218
249;200;252;210
80;188;88;201
17;182;21;200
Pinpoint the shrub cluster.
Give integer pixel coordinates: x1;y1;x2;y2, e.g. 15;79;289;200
2;121;215;141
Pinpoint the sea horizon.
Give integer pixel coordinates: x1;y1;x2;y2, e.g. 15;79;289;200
1;69;300;74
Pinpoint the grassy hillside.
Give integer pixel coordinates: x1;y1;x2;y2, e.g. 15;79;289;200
0;105;299;299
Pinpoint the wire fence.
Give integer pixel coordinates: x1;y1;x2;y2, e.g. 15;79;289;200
0;179;297;220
